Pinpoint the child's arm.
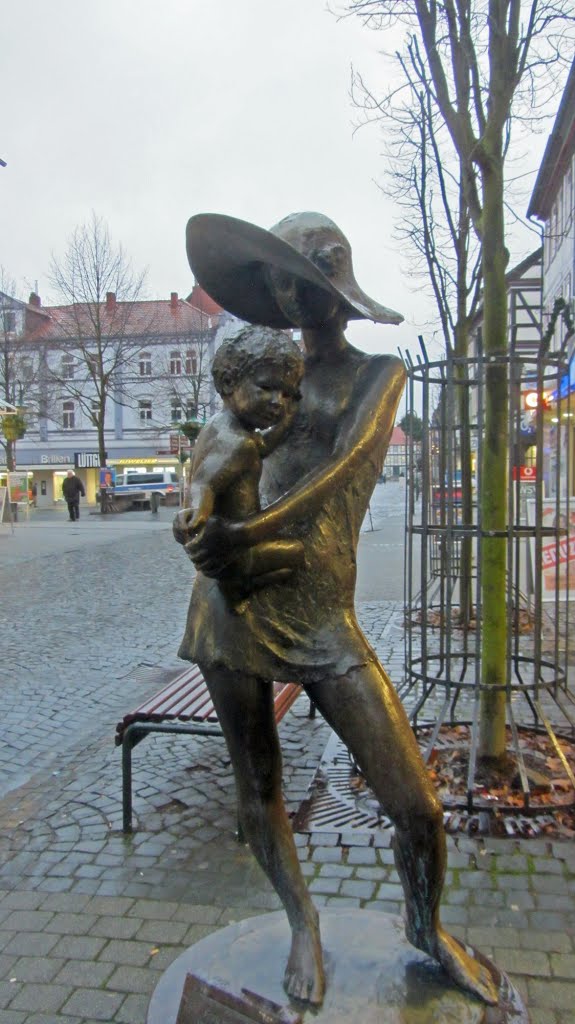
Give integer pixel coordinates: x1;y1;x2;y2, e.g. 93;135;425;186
189;431;260;531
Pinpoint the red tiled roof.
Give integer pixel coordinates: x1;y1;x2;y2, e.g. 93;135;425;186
23;296;219;345
186;283;223;316
389;426;407;446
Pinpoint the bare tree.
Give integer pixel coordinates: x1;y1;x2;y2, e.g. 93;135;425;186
152;324;215;430
346;0;575;760
353;34;483;623
48;213;151;473
0;270;43;471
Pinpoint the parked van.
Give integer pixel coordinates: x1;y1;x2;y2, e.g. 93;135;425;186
112;470;180;508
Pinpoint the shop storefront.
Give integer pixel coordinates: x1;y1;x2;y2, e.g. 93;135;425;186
1;446;182;507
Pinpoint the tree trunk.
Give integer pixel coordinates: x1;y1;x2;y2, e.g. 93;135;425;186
97;415;110;514
478;149;508;761
5;438;15;473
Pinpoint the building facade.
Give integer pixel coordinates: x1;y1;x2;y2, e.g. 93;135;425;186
1;288;227;507
527;58;575;498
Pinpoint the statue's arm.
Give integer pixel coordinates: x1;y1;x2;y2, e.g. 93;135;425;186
174;431;259;541
238;355;405;546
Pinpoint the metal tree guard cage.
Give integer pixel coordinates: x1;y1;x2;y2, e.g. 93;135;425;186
402;310;575;814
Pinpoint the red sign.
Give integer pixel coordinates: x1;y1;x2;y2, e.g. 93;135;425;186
512;466;536;481
169;433;180;454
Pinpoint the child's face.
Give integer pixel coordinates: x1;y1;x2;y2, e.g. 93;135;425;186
226;362;298;430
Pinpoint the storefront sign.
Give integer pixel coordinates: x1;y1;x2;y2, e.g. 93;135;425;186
75;451;101;468
41;454;72;464
107;457;178;466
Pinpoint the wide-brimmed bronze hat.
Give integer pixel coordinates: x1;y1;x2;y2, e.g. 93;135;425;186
186;211;403;328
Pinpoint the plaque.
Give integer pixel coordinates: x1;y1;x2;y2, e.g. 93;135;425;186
175;974;303;1024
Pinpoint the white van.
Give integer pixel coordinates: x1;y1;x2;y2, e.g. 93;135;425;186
113;470;180;508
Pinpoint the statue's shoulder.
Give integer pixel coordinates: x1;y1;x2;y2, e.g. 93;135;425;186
356;352;406;390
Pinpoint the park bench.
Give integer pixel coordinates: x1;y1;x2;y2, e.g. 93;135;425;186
115;665;311;833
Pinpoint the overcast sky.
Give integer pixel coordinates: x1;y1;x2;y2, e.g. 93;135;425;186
2;0;552;361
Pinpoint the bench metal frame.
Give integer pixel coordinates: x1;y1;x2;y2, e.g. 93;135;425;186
116;670;313;833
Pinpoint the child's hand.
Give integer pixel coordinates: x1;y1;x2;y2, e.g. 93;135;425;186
189;509;208;535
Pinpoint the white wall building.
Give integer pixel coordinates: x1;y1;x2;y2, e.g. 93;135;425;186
1;288;225;506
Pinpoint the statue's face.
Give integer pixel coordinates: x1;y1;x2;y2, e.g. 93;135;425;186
266;267;342;328
226;363;295;430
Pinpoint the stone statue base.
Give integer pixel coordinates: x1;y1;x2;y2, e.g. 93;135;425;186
146;909;529;1023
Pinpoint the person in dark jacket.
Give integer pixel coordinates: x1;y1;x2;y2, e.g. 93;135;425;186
62;470;85;521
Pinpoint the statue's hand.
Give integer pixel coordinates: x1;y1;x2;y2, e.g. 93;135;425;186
173;507;195;546
185;515;240;578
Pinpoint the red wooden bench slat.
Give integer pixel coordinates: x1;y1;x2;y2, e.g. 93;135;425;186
130;666;205;716
115;669;301;745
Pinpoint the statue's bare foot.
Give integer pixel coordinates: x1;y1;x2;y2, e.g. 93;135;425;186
284;913;325;1006
406;921;498;1006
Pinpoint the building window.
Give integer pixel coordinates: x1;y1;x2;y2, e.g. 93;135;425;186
62;400;75;429
185;349;198;375
139;399;152;422
170;351;182;375
21;358;34;381
139;351;152;376
186;400;198;420
61;354;75;380
2;310;16;333
171;400;183;422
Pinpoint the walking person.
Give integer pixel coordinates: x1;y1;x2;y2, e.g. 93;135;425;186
62;470;85;521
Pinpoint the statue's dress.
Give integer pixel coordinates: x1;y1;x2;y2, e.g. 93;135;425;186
178;383;386;684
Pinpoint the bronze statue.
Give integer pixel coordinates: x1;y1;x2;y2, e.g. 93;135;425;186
186;325;305;611
174;212;497;1008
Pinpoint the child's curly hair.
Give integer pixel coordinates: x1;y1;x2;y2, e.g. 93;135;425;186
211;325;304;398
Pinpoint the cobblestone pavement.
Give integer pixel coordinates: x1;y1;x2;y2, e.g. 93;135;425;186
0;509;574;1022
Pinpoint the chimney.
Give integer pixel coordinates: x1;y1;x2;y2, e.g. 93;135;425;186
106;292;116;311
170;291;178;309
29;292;41;308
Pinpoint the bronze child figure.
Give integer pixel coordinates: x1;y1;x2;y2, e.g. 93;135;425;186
185;325;305;609
174;211;498;1009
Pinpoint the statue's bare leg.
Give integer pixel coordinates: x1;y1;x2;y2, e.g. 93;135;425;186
199;664;325;1006
306;654;499;1006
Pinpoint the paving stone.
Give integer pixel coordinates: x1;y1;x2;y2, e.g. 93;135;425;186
0;895;44;912
1;912;54;933
0;1011;27;1023
45;928;105;961
134;920;189;944
340;879;376;900
114;992;150;1024
346;847;377;866
528;978;575;1011
53;959;115;987
83;897;135;916
45;912;98;935
493;948;551;977
106;964;158;994
170;904;222;926
3;933;60;957
61;987;125;1020
9;983;72;1012
38;893;91;913
519;930;573;953
0;983;22;1012
90;917;143;940
309;877;341;896
376;883;403;902
98;939;156;967
311;847;343;864
551;954;575;979
9;957;65;983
